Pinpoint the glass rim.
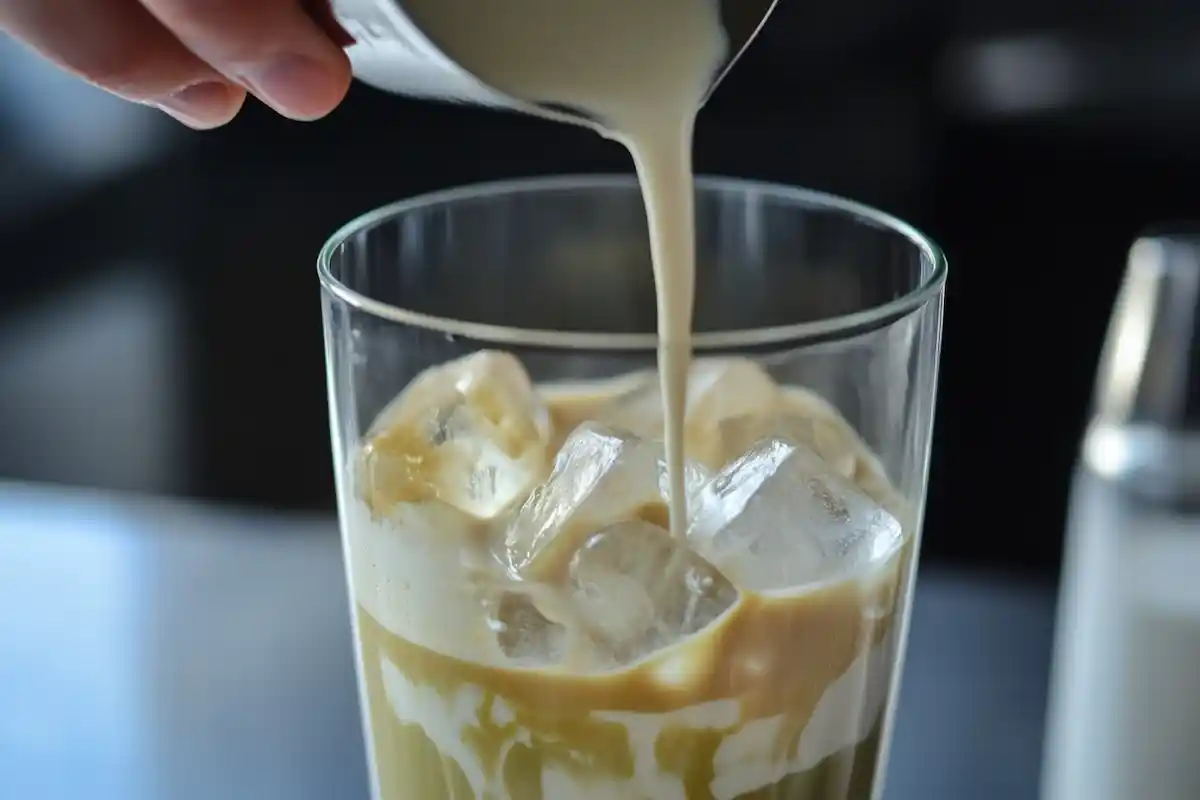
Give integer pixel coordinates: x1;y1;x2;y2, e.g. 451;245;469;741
317;174;948;351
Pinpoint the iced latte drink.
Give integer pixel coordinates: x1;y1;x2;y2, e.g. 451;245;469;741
319;176;945;800
348;352;909;800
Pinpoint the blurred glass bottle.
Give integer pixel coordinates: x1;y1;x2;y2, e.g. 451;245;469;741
1043;232;1200;800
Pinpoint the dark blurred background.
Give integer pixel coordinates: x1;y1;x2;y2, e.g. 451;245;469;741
3;0;1198;579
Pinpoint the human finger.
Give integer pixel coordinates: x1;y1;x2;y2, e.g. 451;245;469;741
138;0;352;121
0;0;246;129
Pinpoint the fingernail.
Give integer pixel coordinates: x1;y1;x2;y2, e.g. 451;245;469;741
157;81;241;129
240;54;347;121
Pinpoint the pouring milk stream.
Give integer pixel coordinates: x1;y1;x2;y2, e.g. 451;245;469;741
330;0;779;537
327;4;914;798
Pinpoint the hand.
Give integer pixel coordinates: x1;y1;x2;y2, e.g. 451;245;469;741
0;0;355;129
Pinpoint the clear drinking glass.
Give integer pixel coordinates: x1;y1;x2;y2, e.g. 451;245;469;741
319;175;946;800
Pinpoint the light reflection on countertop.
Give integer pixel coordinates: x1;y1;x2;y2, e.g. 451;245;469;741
0;482;367;800
0;491;148;800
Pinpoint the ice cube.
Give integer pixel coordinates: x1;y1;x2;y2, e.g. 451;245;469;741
486;591;568;666
497;422;709;580
360;351;552;519
600;358;782;469
720;408;860;480
569;519;738;665
688;438;903;593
